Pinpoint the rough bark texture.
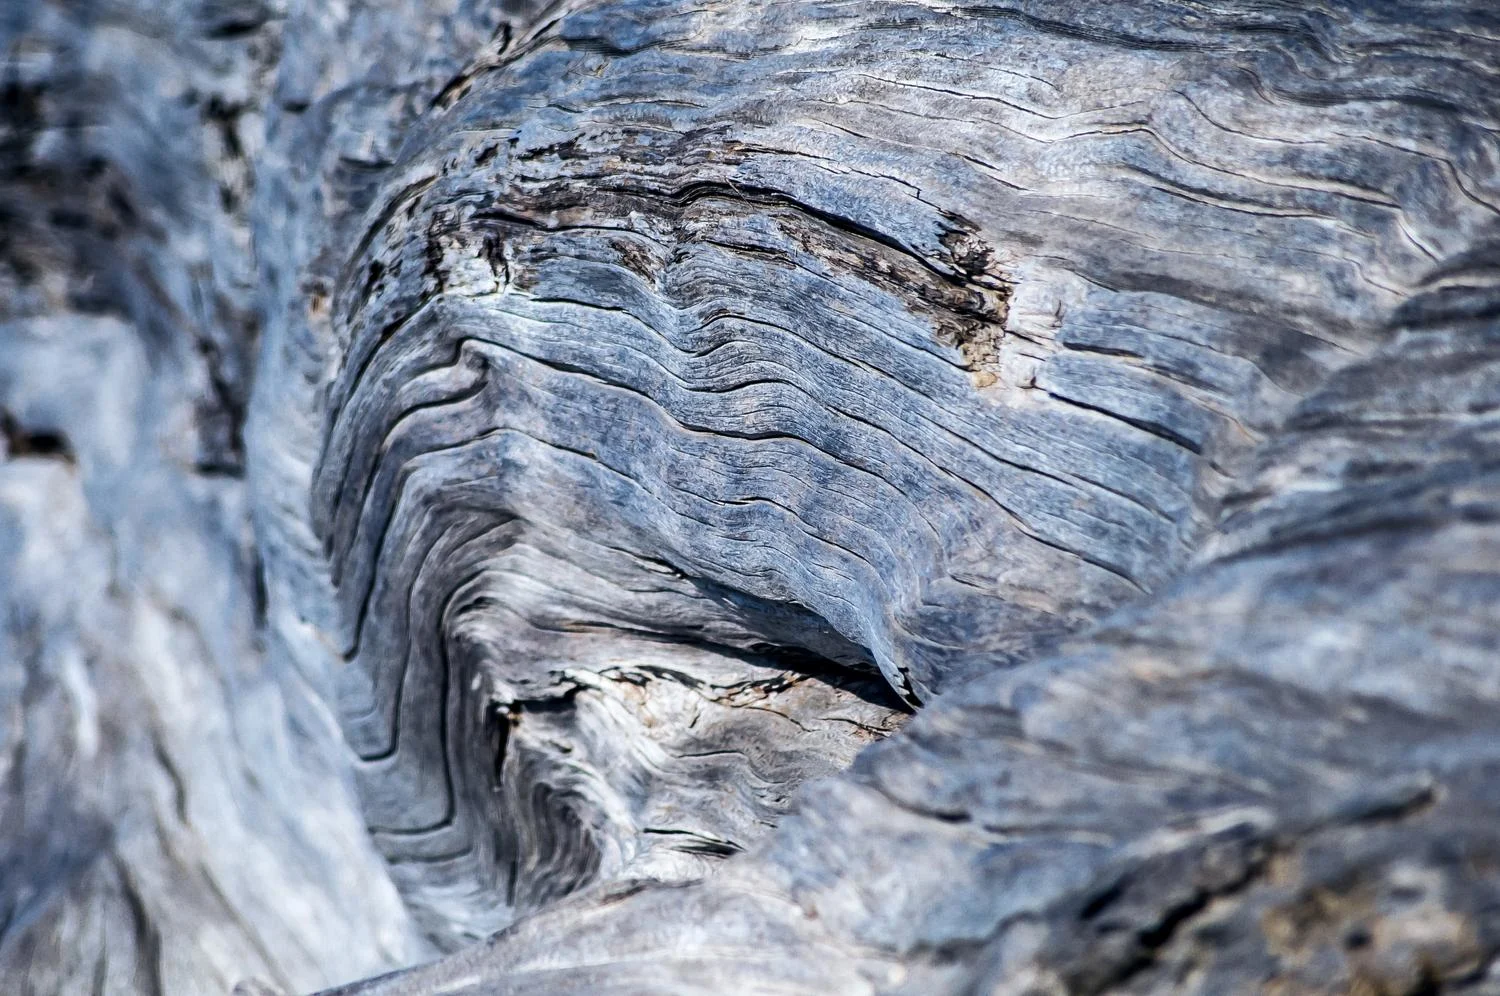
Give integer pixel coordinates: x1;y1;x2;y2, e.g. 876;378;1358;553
3;0;1500;994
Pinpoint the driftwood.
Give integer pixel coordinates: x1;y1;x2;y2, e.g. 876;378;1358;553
3;0;1500;993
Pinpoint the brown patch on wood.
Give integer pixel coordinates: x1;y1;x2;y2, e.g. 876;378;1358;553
611;237;659;283
0;409;74;464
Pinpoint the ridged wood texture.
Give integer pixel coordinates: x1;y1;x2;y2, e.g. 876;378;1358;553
4;0;1500;993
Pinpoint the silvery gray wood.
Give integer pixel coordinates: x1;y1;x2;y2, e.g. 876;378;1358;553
0;1;428;993
3;0;1499;993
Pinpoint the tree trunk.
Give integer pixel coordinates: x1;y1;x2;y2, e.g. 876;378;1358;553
4;1;1500;994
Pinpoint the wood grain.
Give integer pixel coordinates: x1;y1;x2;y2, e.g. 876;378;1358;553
3;0;1499;993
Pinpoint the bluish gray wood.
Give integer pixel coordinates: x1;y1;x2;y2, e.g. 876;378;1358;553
258;0;1500;979
4;0;1500;993
0;1;428;992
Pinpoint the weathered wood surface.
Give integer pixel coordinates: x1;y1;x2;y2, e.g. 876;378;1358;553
4;0;1500;993
0;1;428;993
